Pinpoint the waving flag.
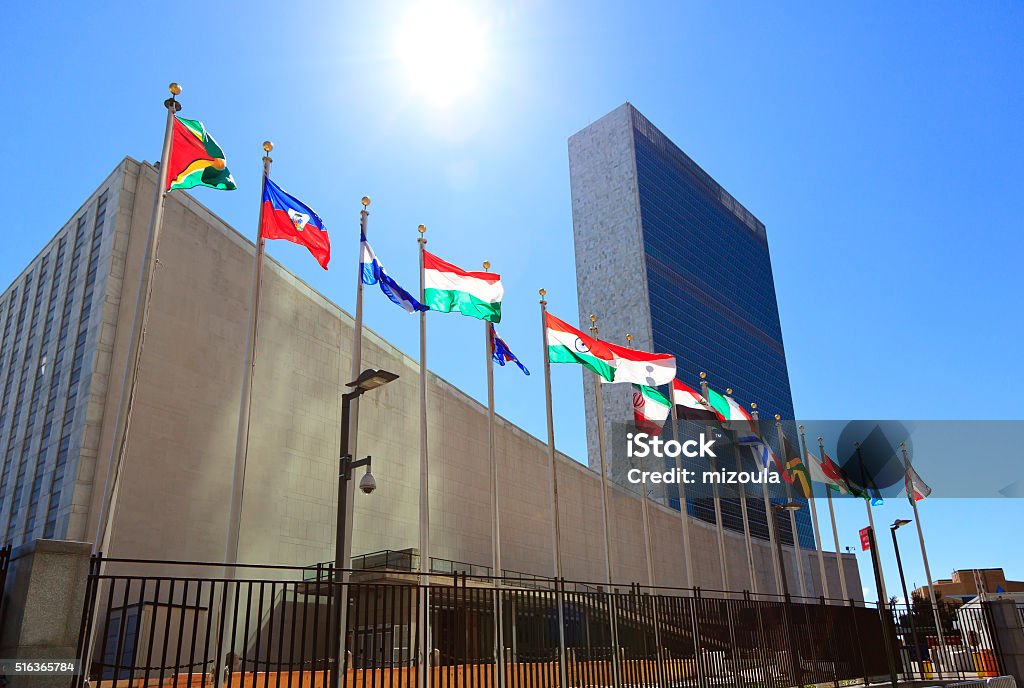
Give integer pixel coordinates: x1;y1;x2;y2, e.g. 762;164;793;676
360;233;426;313
807;449;849;494
671;380;718;423
490;324;529;375
905;463;932;504
747;440;778;471
779;428;813;498
260;178;330;269
706;388;759;444
633;384;671;436
603;341;676;387
424;251;503;322
166;116;237;192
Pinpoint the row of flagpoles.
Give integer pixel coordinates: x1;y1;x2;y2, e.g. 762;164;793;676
93;88;946;675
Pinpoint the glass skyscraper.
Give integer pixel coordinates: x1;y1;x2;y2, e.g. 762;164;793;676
569;103;815;549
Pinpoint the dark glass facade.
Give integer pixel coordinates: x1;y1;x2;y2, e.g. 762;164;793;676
630;107;815;549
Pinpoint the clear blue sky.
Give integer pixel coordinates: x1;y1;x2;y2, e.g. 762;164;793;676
3;1;1022;597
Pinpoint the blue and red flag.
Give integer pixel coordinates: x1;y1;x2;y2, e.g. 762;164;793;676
260;177;330;269
490;324;529;375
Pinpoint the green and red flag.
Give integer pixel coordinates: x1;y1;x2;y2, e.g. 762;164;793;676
632;384;671;436
166;116;237;191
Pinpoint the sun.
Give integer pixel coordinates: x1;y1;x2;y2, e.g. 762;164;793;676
395;1;490;107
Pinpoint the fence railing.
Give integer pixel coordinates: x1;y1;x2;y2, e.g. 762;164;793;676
74;556;1008;688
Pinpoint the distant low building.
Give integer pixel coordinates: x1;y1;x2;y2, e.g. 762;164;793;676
915;568;1024;604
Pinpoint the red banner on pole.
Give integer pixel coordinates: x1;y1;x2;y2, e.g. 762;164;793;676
860;527;871;551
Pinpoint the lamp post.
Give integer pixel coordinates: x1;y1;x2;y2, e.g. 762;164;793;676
332;368;398;688
772;501;803;597
772;501;803;687
891;519;922;675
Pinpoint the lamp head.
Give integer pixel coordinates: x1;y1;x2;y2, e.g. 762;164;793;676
892;519;912;530
348;368;399;392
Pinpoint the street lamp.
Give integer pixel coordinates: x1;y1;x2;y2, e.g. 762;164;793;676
335;368;398;572
891;518;922;672
772;500;804;688
771;501;803;597
332;368;397;688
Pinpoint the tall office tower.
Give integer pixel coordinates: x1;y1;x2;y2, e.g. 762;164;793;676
568;103;815;549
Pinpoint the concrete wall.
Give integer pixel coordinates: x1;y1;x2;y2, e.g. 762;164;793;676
51;158;860;598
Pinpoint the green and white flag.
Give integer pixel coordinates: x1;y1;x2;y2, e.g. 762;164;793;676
632;384;671;436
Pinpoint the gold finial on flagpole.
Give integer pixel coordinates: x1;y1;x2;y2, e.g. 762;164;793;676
262;141;273;152
588;314;597;336
775;414;781;421
539;288;546;297
750;402;757;410
164;83;183;112
483;261;490;272
625;333;632;348
361;196;371;207
799;425;805;431
818;437;824;443
418;224;426;234
726;388;733;395
699;371;707;380
169;82;182;96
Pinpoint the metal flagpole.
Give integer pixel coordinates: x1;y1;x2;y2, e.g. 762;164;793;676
698;373;729;590
224;140;274;566
334;196;371;675
668;402;694;588
83;82;181;684
727;387;758;594
626;334;657;591
342;197;371;568
753;405;784;595
901;442;949;674
589;315;622;688
484;263;507;688
589;315;615;586
856;442;888;603
753;405;782;593
94;83;182;556
819;437;849;601
800;425;830;600
417;224;431;688
486;266;502;581
538;290;568;688
776;416;808;598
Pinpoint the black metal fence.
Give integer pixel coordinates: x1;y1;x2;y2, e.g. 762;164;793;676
74;556;1006;688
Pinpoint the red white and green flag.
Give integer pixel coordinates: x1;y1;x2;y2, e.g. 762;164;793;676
905;463;932;504
544;313;675;385
423;251;503;323
671;380;719;423
705;387;759;444
632;384;671;436
545;313;617;381
807;449;849;494
166;116;237;191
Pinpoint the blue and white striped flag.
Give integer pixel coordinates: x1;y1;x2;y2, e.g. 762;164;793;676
360;232;427;313
490;324;529;375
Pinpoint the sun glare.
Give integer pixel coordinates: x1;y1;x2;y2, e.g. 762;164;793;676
396;1;490;107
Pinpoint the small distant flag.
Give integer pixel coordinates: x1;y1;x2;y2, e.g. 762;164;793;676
166;116;237;192
747;440;778;471
490;324;529;375
905;462;932;504
260;178;330;269
360;233;427;313
779;428;813;498
706;387;759;444
632;384;671;436
671;380;718;423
